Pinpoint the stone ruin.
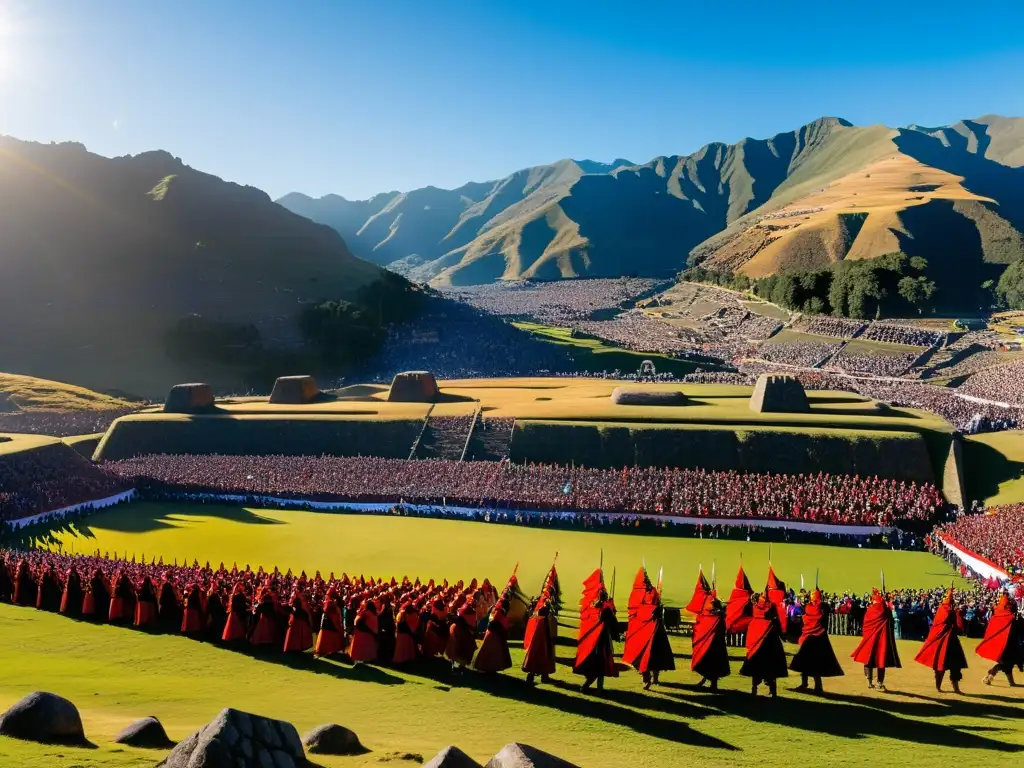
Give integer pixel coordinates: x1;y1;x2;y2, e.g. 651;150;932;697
748;374;809;414
610;387;687;406
163;383;216;414
158;708;306;768
269;375;320;405
388;371;440;403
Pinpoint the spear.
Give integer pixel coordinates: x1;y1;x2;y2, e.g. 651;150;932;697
800;573;805;590
815;568;819;590
657;566;663;594
610;567;616;601
712;560;716;590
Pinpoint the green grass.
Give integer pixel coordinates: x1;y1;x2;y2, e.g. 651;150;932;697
761;329;840;346
740;301;790;321
841;339;924;356
46;504;963;604
511;322;714;375
4;505;1017;767
964;430;1024;505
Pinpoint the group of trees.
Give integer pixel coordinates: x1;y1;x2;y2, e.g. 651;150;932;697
682;253;938;319
164;271;426;389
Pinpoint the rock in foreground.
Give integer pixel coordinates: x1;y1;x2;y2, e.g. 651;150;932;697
0;691;86;745
114;716;174;749
302;723;367;755
486;743;580;768
157;708;306;768
424;745;482;768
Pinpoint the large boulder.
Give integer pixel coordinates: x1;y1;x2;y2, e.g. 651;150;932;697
424;745;482;768
388;371;440;402
0;691;86;745
610;387;686;406
269;375;320;405
301;723;366;756
164;383;216;414
157;708;306;768
114;716;173;749
749;374;808;414
485;743;580;768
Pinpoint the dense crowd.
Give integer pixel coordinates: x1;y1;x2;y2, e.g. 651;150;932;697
757;342;838;369
827;350;919;377
932;505;1024;577
804;318;865;339
957;359;1024;407
99;455;946;528
861;324;944;348
0;444;127;523
0;409;136;437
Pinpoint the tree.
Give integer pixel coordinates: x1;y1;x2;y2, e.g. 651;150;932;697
996;259;1024;310
898;276;937;315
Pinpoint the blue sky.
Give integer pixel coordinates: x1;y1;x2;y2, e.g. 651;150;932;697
1;0;1022;199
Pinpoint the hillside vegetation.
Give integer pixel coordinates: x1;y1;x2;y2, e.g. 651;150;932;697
280;116;1024;299
0;137;386;398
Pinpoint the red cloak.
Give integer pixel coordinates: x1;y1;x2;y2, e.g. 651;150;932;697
446;603;478;665
976;597;1022;665
474;604;513;672
740;598;788;679
421;604;449;658
392;604;419;664
684;569;711;614
222;586;250;642
766;567;788;636
249;591;282;648
573;601;618;678
522;600;557;676
622;591;675;674
914;598;967;672
284;593;314;653
851;592;901;669
181;584;206;634
726;566;753;633
789;596;844;677
315;595;346;658
349;601;380;662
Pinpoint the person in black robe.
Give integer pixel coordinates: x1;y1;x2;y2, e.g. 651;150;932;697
157;573;182;633
377;595;397;664
86;569;111;622
0;557;13;603
36;563;64;612
60;565;84;618
205;585;228;642
13;559;36;607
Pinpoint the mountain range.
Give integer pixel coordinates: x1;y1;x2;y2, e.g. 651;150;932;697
279;116;1024;295
0;137;381;397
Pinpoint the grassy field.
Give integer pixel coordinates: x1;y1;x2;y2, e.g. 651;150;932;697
0;373;135;411
841;339;924;356
4;505;1017;767
42;504;966;603
511;322;713;376
964;430;1024;506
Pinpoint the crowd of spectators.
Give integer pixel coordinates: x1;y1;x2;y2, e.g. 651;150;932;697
100;455;946;528
756;341;839;368
804;318;866;339
932;504;1024;578
0;409;136;438
827;350;919;377
957;359;1024;407
861;323;944;348
0;444;127;523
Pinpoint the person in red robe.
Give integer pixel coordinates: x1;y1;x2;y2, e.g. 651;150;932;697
446;600;478;672
726;565;753;634
222;583;250;644
623;582;675;689
108;570;136;625
0;557;13;603
314;587;346;658
914;586;967;693
135;575;159;629
350;598;380;663
789;588;843;693
474;595;513;673
283;589;314;654
851;588;900;691
574;591;618;691
377;594;396;664
421;599;450;659
979;593;1022;686
522;595;557;685
82;569;111;622
249;584;282;650
181;582;206;636
684;568;711;615
691;591;730;691
740;593;788;697
36;563;63;612
392;600;420;665
765;567;789;637
59;564;84;618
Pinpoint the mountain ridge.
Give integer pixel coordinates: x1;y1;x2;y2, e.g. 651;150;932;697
277;115;1024;294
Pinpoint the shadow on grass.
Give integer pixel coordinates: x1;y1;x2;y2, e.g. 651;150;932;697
58;505;286;537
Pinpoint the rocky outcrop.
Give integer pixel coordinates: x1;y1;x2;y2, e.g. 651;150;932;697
0;691;87;745
157;708;306;768
114;716;174;749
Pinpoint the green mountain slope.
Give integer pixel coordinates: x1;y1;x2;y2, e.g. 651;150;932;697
0;137;382;397
280;116;1024;292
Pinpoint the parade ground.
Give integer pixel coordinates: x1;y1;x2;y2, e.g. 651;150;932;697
2;599;1022;768
44;503;964;599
